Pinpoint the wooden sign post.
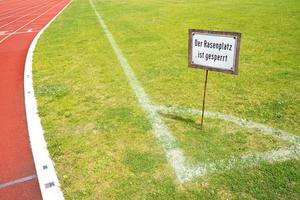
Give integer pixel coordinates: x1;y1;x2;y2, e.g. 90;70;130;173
188;29;241;126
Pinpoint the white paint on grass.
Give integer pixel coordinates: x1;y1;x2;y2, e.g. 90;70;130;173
188;144;300;180
155;105;300;180
89;0;300;183
89;0;188;182
154;105;300;144
24;1;72;199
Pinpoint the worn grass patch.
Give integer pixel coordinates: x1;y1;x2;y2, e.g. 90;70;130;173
123;151;162;173
33;0;299;199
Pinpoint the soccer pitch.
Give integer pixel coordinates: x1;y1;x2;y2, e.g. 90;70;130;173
32;0;300;199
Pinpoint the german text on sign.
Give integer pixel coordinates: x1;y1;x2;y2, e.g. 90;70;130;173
188;29;241;74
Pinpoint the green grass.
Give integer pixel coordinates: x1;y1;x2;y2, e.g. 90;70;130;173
33;0;300;199
162;115;291;163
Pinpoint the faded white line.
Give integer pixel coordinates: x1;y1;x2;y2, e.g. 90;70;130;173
185;144;300;182
155;105;300;144
155;105;300;181
0;31;38;36
0;175;36;189
89;0;189;182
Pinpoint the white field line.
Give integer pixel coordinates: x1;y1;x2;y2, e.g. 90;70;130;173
182;144;300;182
155;105;300;180
154;105;300;144
89;0;190;182
89;0;300;183
24;1;72;199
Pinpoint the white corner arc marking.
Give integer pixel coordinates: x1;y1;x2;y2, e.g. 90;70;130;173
155;105;300;180
24;1;72;200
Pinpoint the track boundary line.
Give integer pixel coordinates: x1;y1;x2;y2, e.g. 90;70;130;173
24;1;72;199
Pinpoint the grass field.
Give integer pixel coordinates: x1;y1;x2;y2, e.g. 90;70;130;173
33;0;300;199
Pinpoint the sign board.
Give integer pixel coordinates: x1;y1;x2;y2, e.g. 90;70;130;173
188;29;241;74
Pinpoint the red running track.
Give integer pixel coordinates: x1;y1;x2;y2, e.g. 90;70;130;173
0;0;70;199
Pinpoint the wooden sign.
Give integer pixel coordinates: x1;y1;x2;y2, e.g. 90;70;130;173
188;29;241;74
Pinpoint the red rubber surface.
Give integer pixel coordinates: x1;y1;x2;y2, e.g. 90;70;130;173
0;0;70;199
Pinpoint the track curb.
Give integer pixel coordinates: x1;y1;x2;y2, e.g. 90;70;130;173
24;1;72;199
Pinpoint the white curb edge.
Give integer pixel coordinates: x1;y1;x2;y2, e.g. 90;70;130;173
24;1;72;199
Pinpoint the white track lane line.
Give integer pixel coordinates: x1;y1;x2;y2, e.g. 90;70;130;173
0;1;48;19
0;175;37;189
0;0;47;18
0;0;67;44
0;1;58;29
0;0;50;20
0;0;51;23
24;1;72;199
0;30;38;36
